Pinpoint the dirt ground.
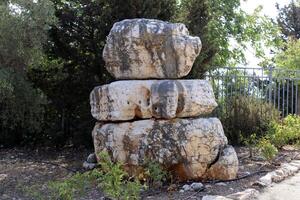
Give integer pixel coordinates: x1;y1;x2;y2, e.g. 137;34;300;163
0;146;299;200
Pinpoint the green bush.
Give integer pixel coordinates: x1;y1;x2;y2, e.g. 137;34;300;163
24;152;144;200
96;152;143;200
268;114;300;148
48;172;92;200
240;133;259;158
142;160;168;188
258;138;278;162
220;95;281;144
0;68;46;146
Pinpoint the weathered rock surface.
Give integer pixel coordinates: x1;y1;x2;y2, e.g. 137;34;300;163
256;160;300;186
204;146;239;180
226;189;259;200
92;117;238;180
90;80;217;121
103;18;202;79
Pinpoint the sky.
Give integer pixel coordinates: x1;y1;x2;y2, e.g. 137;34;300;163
240;0;292;67
241;0;291;19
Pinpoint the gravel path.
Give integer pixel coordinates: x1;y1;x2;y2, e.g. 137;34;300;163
257;172;300;200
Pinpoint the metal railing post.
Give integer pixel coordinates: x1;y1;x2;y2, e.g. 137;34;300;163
268;66;274;104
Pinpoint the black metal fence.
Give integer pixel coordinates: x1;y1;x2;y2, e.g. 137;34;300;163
206;67;300;117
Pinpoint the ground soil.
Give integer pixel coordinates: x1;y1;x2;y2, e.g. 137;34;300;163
0;146;299;200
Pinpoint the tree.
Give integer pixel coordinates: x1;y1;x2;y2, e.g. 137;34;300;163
277;0;300;40
26;0;283;147
0;68;46;146
178;0;282;77
0;0;56;71
0;0;56;146
28;0;178;146
275;38;300;70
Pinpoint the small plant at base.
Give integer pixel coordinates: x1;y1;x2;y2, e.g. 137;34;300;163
142;160;168;188
268;115;300;148
96;152;144;200
241;133;259;158
258;138;278;162
48;172;92;200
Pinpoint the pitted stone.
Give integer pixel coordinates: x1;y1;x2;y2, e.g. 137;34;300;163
90;80;217;121
203;145;239;180
103;18;201;79
92;117;233;180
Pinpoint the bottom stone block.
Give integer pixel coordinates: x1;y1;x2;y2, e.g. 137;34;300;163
92;117;238;181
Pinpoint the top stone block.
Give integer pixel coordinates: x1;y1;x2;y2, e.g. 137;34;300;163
103;19;202;79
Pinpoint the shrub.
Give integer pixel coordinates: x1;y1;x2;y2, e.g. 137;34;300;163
24;152;144;200
96;152;143;200
142;160;168;188
0;68;46;146
240;133;259;158
220;95;281;144
258;138;278;162
268;114;300;148
48;172;92;200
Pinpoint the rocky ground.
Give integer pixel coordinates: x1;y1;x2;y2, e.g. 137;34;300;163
0;146;299;200
257;171;300;200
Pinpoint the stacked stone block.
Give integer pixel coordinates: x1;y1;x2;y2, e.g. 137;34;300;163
90;19;238;181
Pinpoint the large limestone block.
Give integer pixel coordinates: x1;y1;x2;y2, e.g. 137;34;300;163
103;18;202;79
203;145;239;180
90;80;217;121
93;117;236;180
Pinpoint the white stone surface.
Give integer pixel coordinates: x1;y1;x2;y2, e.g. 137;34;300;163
226;189;259;200
92;117;238;180
202;196;231;200
103;18;201;79
204;146;239;180
90;80;217;121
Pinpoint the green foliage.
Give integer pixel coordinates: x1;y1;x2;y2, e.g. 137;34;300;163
240;133;259;158
48;172;92;200
0;0;60;147
178;1;282;77
23;152;143;200
268;115;300;148
277;0;300;40
143;160;168;188
258;138;278;162
21;184;45;200
96;152;143;200
221;95;280;144
0;68;46;146
27;0;178;147
275;38;300;70
0;0;56;71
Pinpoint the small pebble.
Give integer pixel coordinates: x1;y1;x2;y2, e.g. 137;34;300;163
216;182;227;186
87;153;97;163
190;182;204;191
182;184;191;191
83;161;97;170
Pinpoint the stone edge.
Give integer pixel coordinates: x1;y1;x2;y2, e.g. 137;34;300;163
202;157;300;200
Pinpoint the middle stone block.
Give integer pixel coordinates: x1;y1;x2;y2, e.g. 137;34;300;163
90;80;217;121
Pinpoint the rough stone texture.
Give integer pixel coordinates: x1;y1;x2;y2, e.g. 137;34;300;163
202;196;231;200
103;18;201;79
90;80;217;121
83;161;97;170
87;153;97;163
92;117;238;180
256;161;300;187
226;189;259;200
203;146;239;180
